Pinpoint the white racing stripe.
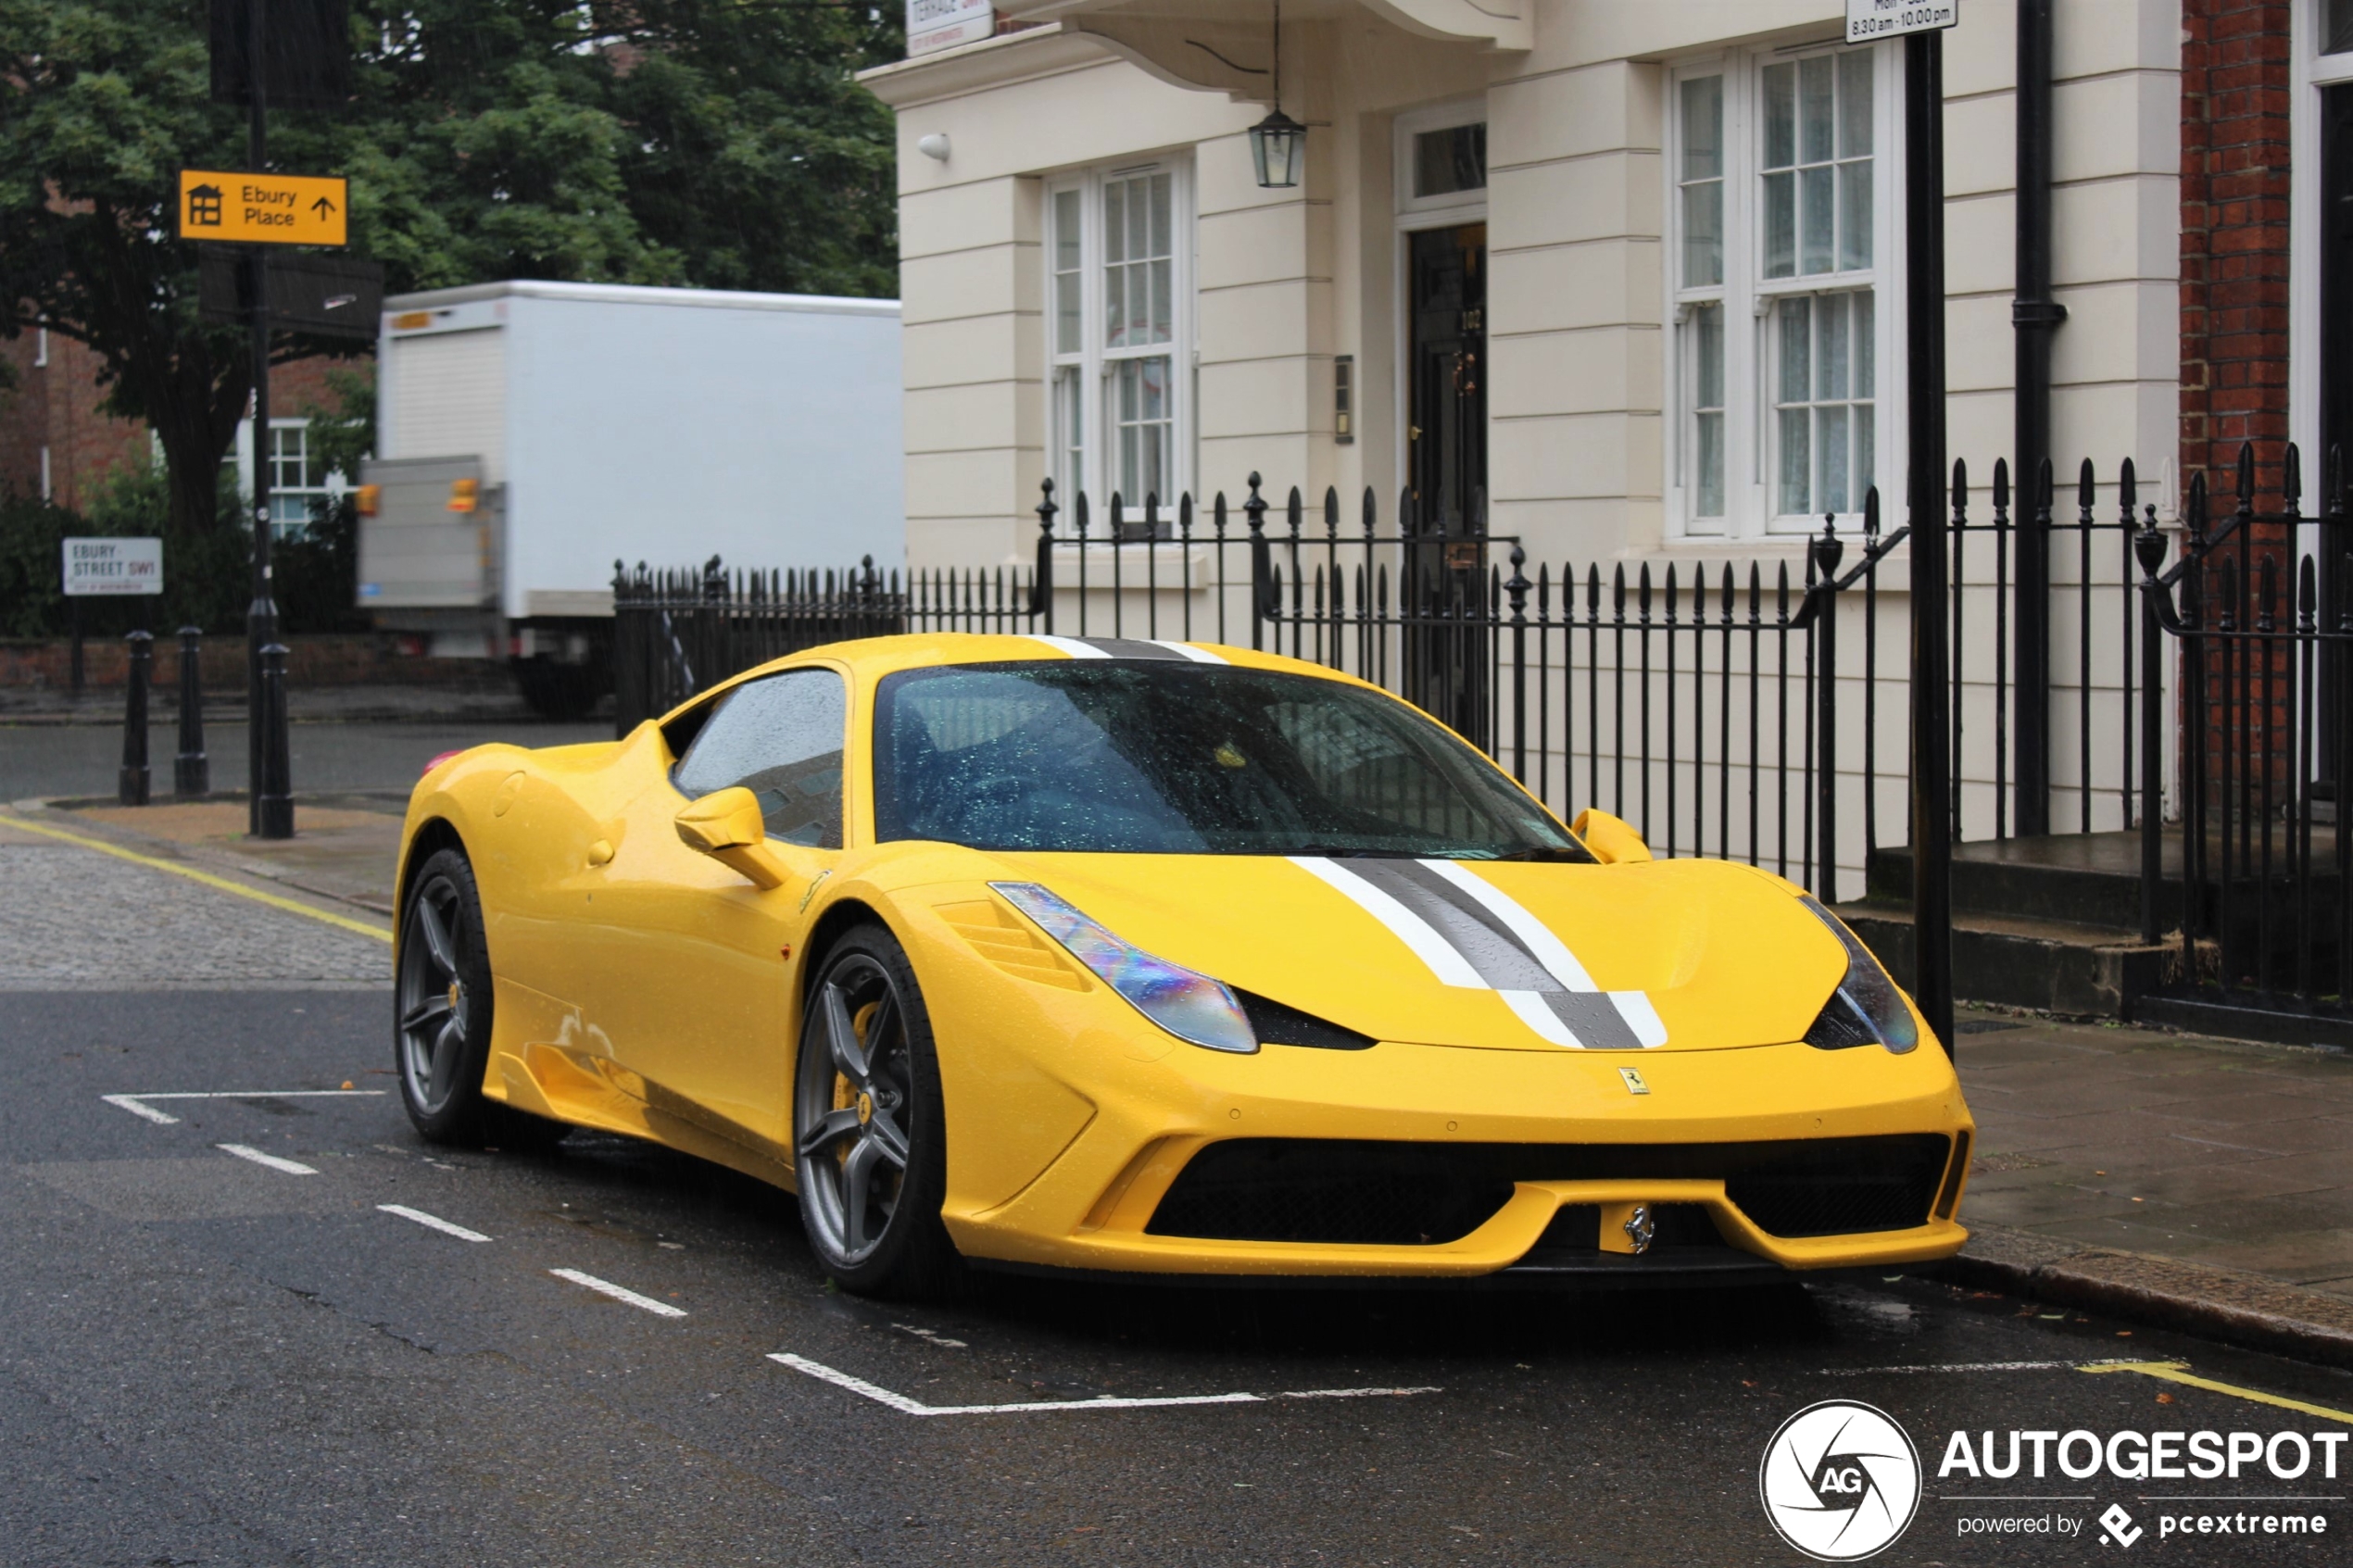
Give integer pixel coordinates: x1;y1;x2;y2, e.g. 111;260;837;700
771;1353;1438;1417
1498;990;1579;1047
1610;991;1670;1048
102;1089;386;1125
1023;634;1113;659
1421;859;1597;990
1288;857;1484;988
549;1268;687;1318
378;1204;491;1243
217;1143;318;1175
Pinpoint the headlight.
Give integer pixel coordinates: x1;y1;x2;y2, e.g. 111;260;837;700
990;883;1257;1054
1799;897;1919;1054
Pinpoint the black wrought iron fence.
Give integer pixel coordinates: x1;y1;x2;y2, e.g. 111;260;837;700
2139;443;2352;1021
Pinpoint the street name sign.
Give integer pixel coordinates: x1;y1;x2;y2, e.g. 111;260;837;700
907;0;992;57
62;537;164;596
1846;0;1957;44
176;169;348;245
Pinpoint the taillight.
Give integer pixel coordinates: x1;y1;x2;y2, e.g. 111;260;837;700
422;749;463;778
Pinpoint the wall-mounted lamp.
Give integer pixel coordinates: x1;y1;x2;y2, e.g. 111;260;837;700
917;132;950;162
1248;1;1303;189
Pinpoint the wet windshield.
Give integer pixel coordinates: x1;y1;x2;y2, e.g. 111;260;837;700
872;661;1590;859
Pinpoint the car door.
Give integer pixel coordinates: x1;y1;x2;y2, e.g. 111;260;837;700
581;665;848;1146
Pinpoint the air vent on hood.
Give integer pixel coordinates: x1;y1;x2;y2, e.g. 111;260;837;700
936;899;1088;991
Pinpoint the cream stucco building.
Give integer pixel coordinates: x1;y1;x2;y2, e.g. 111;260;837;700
859;0;2182;579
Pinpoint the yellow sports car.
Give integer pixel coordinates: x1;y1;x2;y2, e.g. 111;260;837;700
395;633;1972;1298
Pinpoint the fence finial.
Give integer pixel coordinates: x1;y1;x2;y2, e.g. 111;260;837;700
2285;442;2303;508
2133;504;2166;580
2237;441;2257;508
1243;473;1267;538
1992;457;2009;511
1036;476;1059;538
1813;518;1845;584
2120;457;2136;513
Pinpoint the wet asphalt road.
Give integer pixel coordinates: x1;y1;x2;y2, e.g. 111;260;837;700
7;990;2353;1567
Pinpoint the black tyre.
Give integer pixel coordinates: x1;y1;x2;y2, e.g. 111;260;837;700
396;847;566;1151
792;924;959;1298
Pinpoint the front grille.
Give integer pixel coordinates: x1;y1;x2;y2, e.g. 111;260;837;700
1144;1135;1952;1245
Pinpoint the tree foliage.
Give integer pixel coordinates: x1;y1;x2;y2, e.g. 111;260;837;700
1;0;902;533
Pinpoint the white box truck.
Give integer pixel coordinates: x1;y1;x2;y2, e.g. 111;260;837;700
357;280;902;717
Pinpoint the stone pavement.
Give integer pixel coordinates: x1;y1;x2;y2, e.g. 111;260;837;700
1953;1008;2353;1303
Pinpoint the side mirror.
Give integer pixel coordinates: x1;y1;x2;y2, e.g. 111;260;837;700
674;787;788;889
1571;809;1652;865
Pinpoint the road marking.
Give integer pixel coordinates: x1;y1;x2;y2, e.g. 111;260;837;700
378;1204;490;1242
101;1089;387;1125
1825;1359;2144;1375
548;1268;687;1318
0;811;393;942
218;1143;318;1174
770;1352;1441;1417
2082;1361;2353;1424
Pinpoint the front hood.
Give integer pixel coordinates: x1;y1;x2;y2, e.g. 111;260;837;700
968;852;1847;1052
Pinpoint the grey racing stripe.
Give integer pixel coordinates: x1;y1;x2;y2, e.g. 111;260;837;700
1075;637;1189;660
1340;859;1646;1051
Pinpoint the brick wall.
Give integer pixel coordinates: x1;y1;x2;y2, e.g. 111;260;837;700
2180;0;2294;501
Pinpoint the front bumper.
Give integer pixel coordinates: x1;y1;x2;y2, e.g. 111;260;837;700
936;1031;1973;1279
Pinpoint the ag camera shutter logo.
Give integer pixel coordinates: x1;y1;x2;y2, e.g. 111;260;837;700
1759;1399;1923;1561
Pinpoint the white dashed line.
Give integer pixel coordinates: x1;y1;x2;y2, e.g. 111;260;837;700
378;1204;491;1242
217;1143;319;1175
102;1089;387;1124
769;1353;1441;1416
549;1268;687;1318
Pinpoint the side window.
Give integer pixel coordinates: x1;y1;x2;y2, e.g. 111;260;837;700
671;669;848;848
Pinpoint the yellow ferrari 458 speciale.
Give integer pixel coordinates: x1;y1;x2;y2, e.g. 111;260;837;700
394;633;1973;1298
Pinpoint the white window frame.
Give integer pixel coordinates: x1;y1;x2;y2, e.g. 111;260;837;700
2290;1;2353;473
1394;99;1489;228
1044;157;1195;514
1666;41;1906;541
231;415;348;535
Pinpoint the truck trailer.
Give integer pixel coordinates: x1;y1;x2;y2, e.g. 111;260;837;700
357;280;902;717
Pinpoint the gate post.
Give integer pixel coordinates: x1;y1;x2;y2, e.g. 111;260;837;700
1813;525;1844;899
2136;517;2169;944
1506;545;1529;783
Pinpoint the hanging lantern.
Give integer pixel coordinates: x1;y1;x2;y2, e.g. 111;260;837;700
1250;108;1306;190
1250;0;1302;190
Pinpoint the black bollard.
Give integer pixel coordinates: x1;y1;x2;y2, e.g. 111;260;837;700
119;630;153;806
255;642;294;838
174;627;208;798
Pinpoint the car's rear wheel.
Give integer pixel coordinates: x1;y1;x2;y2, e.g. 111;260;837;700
792;924;958;1298
396;847;565;1151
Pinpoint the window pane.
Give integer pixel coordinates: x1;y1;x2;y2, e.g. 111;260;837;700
1779;296;1811;405
1839;159;1873;270
1054;191;1081;356
1856;404;1876;504
1682;181;1722;287
1105;182;1126;264
1838;50;1873;157
672;670;849;848
1695;413;1725;521
1799;55;1834;165
1413;123;1487;197
1800;165;1834;274
1104;263;1126;349
2332;0;2353;55
1818;292;1848;401
1695;302;1724;408
1150;172;1171;255
1818;404;1849;515
1681;76;1722;181
1763;62;1795;169
1855;289;1876;398
1152;258;1172;344
1764;171;1795;277
1780;408;1810;516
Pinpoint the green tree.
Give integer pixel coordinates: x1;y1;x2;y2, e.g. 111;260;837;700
0;0;901;534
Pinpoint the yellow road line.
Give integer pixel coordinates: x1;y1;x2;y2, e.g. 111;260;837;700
2082;1361;2353;1424
0;810;394;944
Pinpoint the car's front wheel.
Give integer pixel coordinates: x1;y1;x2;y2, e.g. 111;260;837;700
396;847;564;1152
792;924;958;1298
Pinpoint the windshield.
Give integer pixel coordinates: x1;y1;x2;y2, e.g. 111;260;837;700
873;661;1589;859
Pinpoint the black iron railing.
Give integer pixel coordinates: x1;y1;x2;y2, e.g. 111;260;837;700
2140;443;2352;1018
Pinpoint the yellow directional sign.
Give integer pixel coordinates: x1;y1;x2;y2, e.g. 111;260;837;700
175;169;347;246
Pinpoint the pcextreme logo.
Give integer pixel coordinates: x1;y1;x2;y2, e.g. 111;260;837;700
1759;1399;1924;1561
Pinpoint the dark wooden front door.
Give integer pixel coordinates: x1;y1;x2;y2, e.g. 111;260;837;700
1405;222;1489;742
2320;87;2353;778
